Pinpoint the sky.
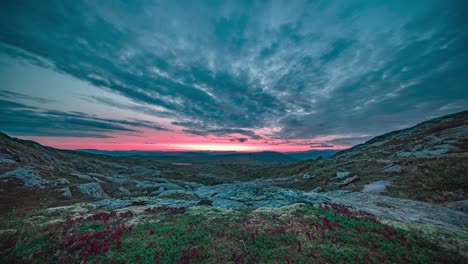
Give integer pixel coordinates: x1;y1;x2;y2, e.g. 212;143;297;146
0;0;467;152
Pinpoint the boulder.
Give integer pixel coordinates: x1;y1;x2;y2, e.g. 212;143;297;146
336;171;351;179
362;180;391;194
118;186;131;195
340;175;360;186
57;178;70;185
71;173;93;181
77;182;108;199
383;164;401;173
303;172;315;180
59;187;72;198
156;183;184;191
93;199;133;209
311;187;323;193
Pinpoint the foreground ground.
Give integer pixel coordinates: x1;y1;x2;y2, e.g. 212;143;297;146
1;202;466;264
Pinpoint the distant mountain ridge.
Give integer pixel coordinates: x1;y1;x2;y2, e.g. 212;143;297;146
75;149;338;163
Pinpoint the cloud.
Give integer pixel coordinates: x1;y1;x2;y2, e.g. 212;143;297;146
0;98;168;138
0;90;56;104
0;1;467;145
230;137;248;143
309;142;334;148
182;128;262;140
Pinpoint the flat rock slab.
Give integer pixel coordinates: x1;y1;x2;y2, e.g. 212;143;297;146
193;183;330;209
362;180;391;194
322;191;468;231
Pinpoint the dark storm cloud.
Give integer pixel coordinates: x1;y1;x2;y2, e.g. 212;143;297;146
0;99;168;137
1;0;467;143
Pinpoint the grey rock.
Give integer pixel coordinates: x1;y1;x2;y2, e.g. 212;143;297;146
340;175;360;186
150;187;166;196
71;173;92;181
92;177;105;183
135;181;157;189
383;164;401;173
77;183;109;199
156;182;185;191
118;186;131;195
59;187;72;198
57;178;70;185
193;183;329;209
93;199;133;209
362;180;391;194
158;189;188;197
322;191;468;231
311;187;323;193
1;167;51;188
336;171;351;179
212;198;248;210
302;172;315;180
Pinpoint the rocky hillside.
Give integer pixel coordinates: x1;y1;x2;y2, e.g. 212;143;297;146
1;111;467;263
335;110;468;159
263;111;468;205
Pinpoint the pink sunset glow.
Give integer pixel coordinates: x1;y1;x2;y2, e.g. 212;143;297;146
17;132;351;152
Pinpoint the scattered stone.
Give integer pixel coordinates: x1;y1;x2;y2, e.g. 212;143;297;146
156;183;185;191
384;164;401;173
212;198;248;210
336;171;351;179
362;180;391;194
118;186;131;195
77;182;108;199
0;229;17;237
157;189;188;197
311;187;323;193
135;181;157;189
340;175;360;186
92;177;105;183
57;178;70;185
93;199;133;209
71;173;93;181
303;172;315;180
150;187;166;196
59;187;72;198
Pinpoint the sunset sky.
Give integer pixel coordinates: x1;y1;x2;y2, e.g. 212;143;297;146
0;1;467;152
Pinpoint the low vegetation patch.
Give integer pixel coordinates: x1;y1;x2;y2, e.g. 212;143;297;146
1;203;464;263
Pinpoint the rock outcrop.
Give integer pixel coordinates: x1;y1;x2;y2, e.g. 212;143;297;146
77;183;108;199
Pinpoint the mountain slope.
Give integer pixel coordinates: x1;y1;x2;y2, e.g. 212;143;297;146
334;110;468;159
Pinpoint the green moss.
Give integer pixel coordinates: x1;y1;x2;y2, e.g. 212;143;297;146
1;204;466;264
